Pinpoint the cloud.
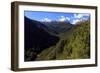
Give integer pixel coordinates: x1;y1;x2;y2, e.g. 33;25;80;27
71;13;90;24
59;16;70;22
74;14;89;19
82;17;89;20
59;16;66;22
42;18;52;22
66;17;70;21
72;19;82;24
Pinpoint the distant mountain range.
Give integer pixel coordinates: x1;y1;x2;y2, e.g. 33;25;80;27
42;20;73;35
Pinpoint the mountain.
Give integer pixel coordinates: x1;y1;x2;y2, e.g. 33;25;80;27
24;16;90;61
24;17;59;61
42;21;73;35
35;20;90;60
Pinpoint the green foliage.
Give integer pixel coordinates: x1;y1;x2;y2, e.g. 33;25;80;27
26;20;90;61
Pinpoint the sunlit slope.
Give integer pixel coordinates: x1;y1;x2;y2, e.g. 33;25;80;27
36;20;90;60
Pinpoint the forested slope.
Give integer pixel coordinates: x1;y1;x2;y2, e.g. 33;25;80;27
36;20;90;60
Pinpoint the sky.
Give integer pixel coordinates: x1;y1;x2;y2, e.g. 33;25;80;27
24;11;90;24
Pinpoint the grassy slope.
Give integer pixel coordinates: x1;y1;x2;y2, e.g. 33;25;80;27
35;20;90;60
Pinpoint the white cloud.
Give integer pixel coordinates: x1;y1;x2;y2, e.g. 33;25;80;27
72;14;89;24
74;14;89;19
82;17;89;20
59;16;70;22
72;19;82;24
66;17;70;21
41;18;52;22
59;16;66;22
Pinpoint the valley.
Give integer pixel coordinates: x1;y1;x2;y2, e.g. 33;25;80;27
24;16;90;61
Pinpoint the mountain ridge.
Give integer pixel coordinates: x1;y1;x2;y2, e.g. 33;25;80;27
24;16;59;61
24;16;90;61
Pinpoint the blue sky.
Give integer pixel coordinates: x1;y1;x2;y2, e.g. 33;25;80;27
24;11;90;24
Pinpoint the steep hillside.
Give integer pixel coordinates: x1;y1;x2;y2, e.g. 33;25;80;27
24;17;59;61
36;20;90;60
